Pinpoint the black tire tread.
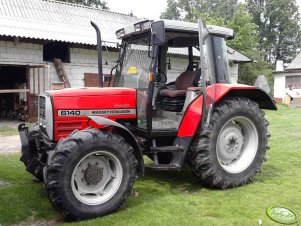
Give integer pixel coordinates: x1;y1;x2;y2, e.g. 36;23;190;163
190;97;270;189
45;128;137;221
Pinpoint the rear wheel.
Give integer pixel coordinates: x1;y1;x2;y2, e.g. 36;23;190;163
45;128;137;221
20;123;43;181
190;97;270;189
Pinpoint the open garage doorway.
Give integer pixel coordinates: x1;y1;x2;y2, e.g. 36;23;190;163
0;66;28;121
0;65;50;122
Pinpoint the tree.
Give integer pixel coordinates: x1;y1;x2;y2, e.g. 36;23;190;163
161;0;238;22
160;0;181;20
161;1;265;84
59;0;109;9
247;0;301;62
227;5;268;85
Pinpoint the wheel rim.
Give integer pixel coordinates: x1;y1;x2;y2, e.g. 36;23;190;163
216;116;258;174
71;150;123;205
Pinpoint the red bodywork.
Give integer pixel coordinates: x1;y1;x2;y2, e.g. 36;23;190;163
178;84;257;137
50;87;136;141
49;84;259;141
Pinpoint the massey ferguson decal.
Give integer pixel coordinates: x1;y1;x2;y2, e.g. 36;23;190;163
58;109;136;116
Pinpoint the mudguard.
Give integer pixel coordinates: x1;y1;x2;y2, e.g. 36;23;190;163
178;84;277;137
88;116;144;175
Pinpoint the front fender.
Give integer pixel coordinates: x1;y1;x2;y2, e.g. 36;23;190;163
88;116;144;176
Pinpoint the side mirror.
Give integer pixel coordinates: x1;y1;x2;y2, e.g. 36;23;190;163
151;21;165;45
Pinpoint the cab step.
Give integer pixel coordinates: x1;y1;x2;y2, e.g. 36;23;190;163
146;163;181;171
150;146;184;153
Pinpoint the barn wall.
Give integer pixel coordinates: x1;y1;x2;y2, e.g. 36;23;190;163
166;56;189;82
0;41;43;64
50;48;119;87
0;41;116;88
1;40;241;89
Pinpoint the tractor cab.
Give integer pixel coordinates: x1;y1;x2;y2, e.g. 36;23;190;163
113;20;234;136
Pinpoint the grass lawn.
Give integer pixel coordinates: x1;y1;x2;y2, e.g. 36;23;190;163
0;105;300;226
0;126;19;136
0;122;31;136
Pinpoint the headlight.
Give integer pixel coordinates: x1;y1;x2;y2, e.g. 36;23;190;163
116;29;125;39
141;21;151;30
134;23;142;32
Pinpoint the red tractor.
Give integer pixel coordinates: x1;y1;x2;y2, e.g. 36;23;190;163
19;19;276;220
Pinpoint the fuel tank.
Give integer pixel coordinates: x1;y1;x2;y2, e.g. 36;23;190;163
49;87;136;141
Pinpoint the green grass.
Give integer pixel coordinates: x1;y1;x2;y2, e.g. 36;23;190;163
0;122;33;136
0;105;300;226
0;126;18;136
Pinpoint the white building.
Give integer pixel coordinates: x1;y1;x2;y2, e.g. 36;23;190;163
273;55;301;103
0;0;251;121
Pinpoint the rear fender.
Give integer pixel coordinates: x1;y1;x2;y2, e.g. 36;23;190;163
178;84;277;137
88;116;144;176
222;88;277;110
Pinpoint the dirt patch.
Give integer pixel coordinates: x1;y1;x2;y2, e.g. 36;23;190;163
0;119;21;129
10;219;59;226
0;135;20;154
10;210;60;226
0;179;10;186
0;119;22;154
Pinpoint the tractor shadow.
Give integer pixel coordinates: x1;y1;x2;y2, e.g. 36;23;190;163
136;164;203;195
130;162;282;204
255;163;284;183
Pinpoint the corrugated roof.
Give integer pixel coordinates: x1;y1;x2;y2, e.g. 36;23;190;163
286;52;301;70
227;46;252;62
0;0;252;61
0;0;140;47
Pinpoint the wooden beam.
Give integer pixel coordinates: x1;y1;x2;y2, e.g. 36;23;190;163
0;89;29;93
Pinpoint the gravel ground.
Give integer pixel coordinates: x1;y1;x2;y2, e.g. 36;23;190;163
0;135;21;154
0;119;22;154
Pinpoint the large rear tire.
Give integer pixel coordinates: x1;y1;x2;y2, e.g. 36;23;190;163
45;128;137;221
20;123;43;181
190;97;270;189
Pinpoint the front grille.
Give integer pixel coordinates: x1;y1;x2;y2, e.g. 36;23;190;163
56;122;82;138
39;94;54;140
39;96;46;128
39;96;46;117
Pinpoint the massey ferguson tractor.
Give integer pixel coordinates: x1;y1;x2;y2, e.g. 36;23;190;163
18;19;276;220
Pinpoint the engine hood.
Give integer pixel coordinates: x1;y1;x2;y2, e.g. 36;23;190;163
47;87;136;97
48;87;137;140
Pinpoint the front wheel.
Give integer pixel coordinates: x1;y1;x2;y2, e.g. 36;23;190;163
190;97;270;189
45;128;137;221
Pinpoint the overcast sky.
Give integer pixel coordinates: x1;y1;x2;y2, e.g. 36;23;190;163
106;0;301;20
105;0;167;19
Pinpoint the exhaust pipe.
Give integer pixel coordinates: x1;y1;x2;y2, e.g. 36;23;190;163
91;21;104;87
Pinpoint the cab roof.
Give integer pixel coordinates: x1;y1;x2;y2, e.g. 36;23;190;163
116;19;234;40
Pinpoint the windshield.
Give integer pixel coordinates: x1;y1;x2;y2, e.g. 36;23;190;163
114;34;153;130
114;35;152;89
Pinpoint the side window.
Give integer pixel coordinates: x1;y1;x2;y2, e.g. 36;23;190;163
166;48;189;83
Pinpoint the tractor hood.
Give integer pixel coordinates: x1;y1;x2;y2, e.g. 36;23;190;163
49;87;136;97
44;87;137;140
48;87;137;117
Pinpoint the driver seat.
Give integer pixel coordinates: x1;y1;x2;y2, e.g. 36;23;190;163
157;71;199;112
